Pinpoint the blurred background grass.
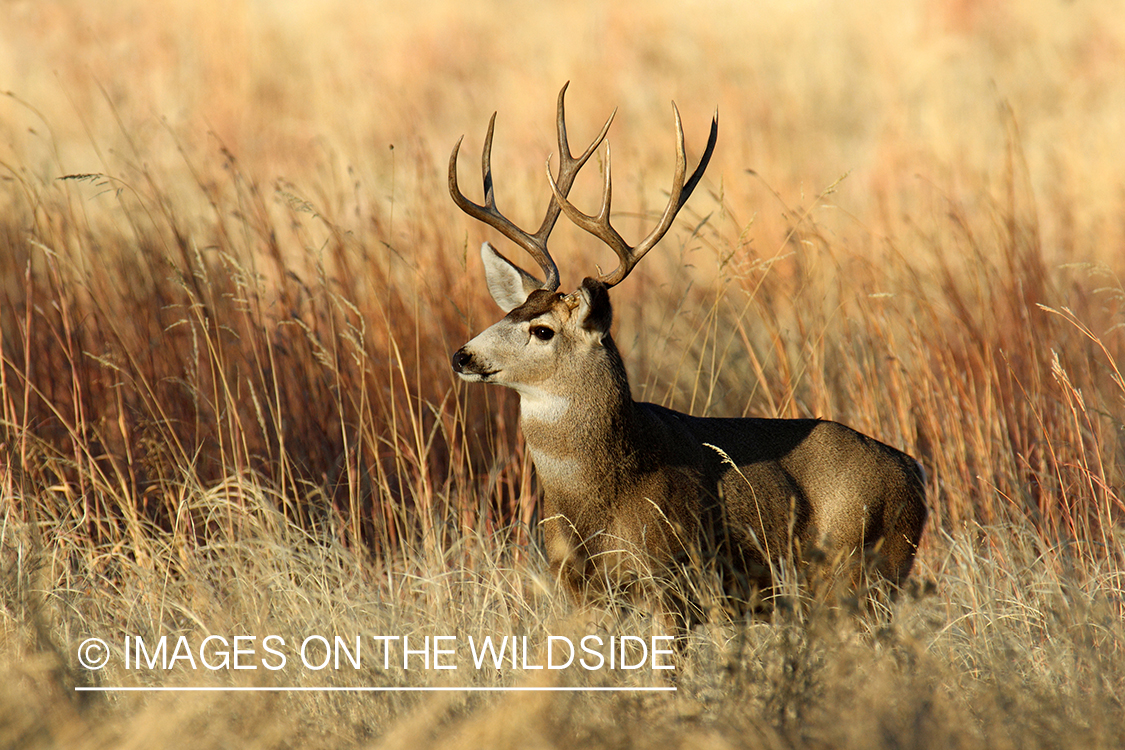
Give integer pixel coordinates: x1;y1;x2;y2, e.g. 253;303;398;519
2;0;1124;747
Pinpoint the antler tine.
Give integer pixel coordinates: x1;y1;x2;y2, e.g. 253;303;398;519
547;102;718;288
449;83;615;292
533;82;616;241
449;114;561;290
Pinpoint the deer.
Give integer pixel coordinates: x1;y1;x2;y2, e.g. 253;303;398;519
449;84;927;629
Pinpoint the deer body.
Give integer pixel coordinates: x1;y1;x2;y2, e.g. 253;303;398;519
450;85;927;619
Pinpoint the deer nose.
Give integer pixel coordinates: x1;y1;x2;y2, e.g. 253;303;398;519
452;349;472;373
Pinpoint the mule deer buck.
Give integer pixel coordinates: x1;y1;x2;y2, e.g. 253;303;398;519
450;84;927;625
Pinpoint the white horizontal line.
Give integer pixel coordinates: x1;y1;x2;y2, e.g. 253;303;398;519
75;686;675;693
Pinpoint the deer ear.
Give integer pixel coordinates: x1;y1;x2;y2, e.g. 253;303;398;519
480;242;545;312
575;277;613;335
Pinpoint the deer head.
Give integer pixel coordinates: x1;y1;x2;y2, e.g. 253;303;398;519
450;84;717;415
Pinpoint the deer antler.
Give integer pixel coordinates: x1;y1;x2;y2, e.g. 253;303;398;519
449;82;615;292
546;103;718;288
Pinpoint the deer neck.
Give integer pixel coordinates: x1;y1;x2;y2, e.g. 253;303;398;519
516;337;639;492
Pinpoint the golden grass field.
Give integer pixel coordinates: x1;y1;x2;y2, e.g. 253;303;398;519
2;0;1124;747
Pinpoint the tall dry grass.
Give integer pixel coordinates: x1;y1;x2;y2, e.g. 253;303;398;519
2;0;1124;747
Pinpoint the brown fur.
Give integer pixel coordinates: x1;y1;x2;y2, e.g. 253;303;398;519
454;268;927;625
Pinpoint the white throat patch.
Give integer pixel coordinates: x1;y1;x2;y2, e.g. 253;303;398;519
516;387;571;423
527;447;582;482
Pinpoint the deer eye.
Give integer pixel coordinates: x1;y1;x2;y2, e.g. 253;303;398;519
530;325;555;342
